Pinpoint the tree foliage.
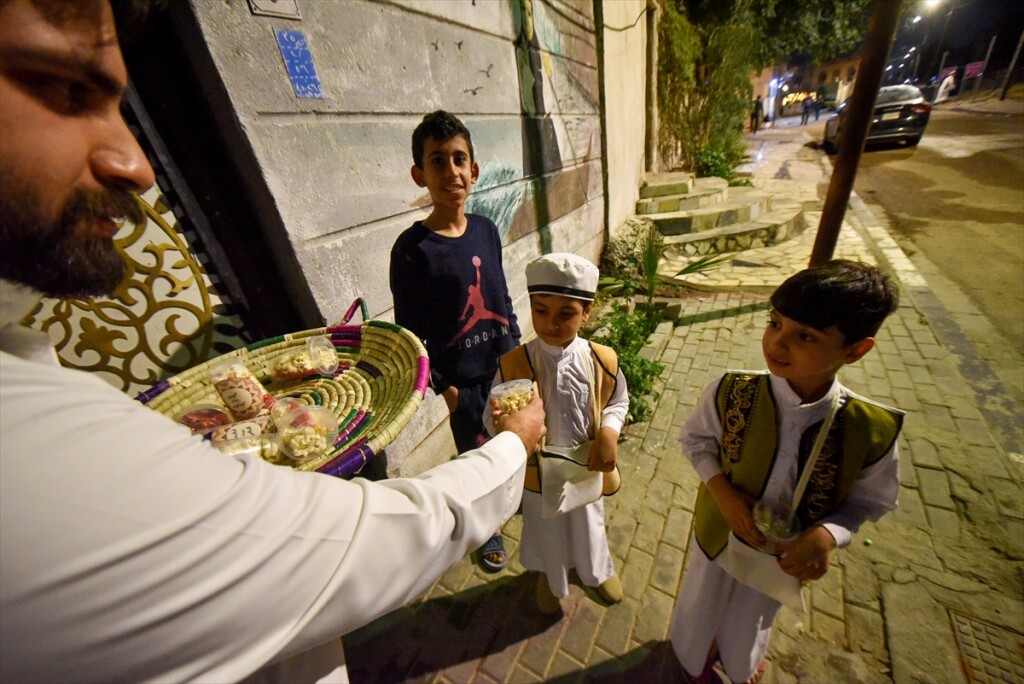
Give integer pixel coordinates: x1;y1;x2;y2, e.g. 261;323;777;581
657;0;872;174
658;2;756;173
682;0;872;66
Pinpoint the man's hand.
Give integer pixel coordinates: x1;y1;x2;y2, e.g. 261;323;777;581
493;382;545;454
587;426;617;472
706;475;765;547
776;525;836;581
442;386;459;414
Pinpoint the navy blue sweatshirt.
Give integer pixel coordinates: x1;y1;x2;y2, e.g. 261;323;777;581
389;214;520;394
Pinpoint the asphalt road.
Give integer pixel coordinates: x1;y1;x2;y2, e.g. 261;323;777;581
832;108;1024;404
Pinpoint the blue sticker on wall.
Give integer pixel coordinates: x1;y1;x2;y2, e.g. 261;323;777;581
275;28;324;99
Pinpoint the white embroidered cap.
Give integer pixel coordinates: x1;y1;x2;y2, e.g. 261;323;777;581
526;253;599;302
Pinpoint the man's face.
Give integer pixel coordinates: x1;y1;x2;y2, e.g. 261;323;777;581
0;0;155;298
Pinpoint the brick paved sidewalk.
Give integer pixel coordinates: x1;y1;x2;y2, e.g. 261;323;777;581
343;126;1023;684
344;289;1022;683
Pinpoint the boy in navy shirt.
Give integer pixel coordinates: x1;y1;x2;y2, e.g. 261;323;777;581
390;111;520;571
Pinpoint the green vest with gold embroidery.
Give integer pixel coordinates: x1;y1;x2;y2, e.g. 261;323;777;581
693;372;903;560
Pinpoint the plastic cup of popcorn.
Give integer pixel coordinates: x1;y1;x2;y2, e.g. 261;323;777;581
489;379;534;414
753;500;800;552
271;335;340;381
276;405;339;463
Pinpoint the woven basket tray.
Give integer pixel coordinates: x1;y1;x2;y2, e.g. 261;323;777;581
136;299;429;478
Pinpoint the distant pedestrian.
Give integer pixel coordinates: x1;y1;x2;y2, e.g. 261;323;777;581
800;95;813;125
750;95;764;133
935;73;956;104
669;260;903;684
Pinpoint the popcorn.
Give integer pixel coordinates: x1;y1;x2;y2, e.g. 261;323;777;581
276;405;339;463
753;500;800;544
280;425;330;462
489;379;533;414
271;336;339;381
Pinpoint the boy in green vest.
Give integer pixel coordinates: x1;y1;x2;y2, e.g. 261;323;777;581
669;260;903;684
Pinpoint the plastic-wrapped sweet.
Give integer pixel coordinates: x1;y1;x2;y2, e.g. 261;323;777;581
207;359;276;421
489;379;533;414
276;405;339;463
271;336;339;381
176;404;232;434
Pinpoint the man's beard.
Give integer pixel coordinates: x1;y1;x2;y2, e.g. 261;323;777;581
0;173;145;299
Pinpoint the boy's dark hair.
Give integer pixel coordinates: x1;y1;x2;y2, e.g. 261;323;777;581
770;260;899;344
411;110;475;168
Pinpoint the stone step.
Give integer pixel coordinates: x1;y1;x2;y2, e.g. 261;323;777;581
647;186;773;236
638;171;696;199
659;199;806;264
635;177;729;215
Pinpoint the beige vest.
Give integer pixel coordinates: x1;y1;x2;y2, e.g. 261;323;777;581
498;341;619;494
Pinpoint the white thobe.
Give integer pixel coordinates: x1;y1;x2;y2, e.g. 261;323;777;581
0;280;527;683
485;336;628;598
670;372;900;682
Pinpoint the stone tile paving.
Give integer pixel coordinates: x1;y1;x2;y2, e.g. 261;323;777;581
343;125;1023;683
345;286;1022;683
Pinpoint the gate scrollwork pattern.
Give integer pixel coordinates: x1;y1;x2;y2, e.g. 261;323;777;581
23;186;248;395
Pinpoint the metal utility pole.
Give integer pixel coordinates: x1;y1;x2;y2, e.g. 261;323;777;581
645;0;658;172
972;34;998;101
811;0;904;267
999;27;1024;100
935;50;949;84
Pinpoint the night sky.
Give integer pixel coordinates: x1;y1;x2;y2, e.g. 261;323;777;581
917;0;1024;66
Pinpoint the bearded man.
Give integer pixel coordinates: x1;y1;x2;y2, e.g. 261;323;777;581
0;2;544;681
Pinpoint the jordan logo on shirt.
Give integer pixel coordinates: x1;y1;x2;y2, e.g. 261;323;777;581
447;255;510;348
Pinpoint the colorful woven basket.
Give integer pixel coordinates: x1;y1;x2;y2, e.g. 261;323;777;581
136;299;430;478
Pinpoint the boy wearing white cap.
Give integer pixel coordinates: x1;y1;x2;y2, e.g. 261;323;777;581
484;253;629;614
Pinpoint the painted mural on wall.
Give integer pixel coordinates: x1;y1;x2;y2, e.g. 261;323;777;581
506;0;600;246
409;0;601;249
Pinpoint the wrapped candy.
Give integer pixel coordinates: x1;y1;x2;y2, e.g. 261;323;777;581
207;359;275;421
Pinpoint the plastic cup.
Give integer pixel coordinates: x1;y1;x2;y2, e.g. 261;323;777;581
489;379;533;414
271;335;339;381
276;405;339;463
306;335;339;375
753;500;800;552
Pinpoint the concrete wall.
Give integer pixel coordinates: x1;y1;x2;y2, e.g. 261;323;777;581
601;0;649;233
185;0;622;474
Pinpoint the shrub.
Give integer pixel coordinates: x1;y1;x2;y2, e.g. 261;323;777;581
583;298;664;425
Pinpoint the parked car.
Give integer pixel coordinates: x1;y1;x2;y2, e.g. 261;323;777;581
822;85;932;153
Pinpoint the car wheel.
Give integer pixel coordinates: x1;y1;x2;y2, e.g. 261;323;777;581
905;134;922;146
